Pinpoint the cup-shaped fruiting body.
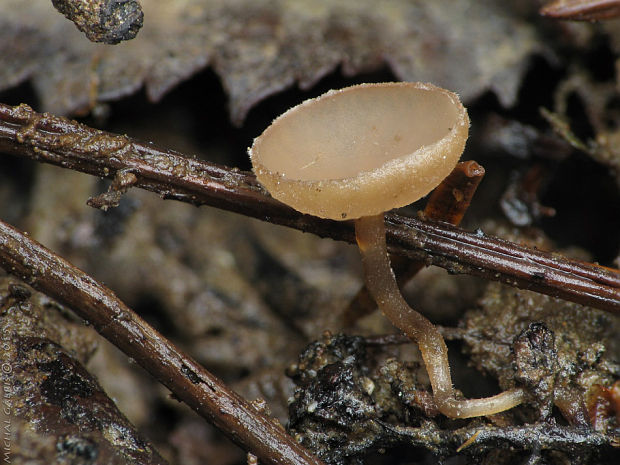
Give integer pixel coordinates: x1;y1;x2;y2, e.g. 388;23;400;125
249;82;525;419
249;82;469;220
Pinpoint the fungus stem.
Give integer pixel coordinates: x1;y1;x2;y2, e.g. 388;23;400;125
355;214;525;418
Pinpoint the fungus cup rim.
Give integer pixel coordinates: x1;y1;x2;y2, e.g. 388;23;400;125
249;82;469;220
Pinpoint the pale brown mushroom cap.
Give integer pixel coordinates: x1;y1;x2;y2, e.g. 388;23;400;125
249;82;469;220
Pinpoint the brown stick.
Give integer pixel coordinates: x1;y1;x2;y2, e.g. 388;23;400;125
422;160;486;225
540;0;620;21
0;219;324;465
0;103;618;313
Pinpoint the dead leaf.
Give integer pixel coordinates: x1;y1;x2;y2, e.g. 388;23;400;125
1;0;542;124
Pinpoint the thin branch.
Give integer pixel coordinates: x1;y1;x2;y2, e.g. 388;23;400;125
0;103;619;313
383;420;617;457
364;326;490;346
0;219;324;465
540;0;620;21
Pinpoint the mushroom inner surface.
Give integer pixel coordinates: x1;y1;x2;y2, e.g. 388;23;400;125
250;82;469;220
255;84;461;181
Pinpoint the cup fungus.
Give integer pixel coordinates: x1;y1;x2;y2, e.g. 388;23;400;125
249;82;525;418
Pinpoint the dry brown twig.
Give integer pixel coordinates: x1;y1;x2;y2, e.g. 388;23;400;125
540;0;620;21
0;218;324;465
0;102;618;313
